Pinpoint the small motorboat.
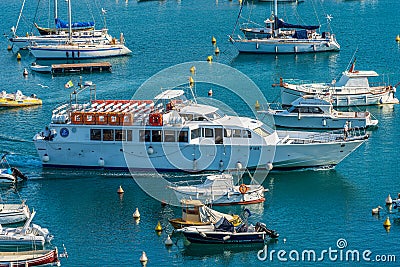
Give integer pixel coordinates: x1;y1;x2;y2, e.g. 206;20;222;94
168;172;266;205
0;248;60;267
168;199;242;229
0;90;42;107
30;62;51;73
180;216;279;244
0;154;28;184
0;210;53;248
0;199;31;225
260;95;379;130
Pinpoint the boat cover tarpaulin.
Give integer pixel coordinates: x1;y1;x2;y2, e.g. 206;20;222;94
276;18;319;30
199;206;236;223
292;30;308;39
55;18;94;29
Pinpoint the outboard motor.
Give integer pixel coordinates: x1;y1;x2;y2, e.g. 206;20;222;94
255;222;279;238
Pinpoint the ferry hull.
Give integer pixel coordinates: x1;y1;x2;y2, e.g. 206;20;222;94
34;139;273;172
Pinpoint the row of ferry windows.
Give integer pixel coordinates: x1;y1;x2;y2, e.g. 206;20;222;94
89;128;252;142
190;128;252;139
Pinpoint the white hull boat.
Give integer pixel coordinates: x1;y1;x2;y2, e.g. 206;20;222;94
260;96;378;129
33;80;367;171
273;129;366;170
9;29;113;50
0;248;60;267
230;35;340;54
0;201;31;225
0;211;53;248
229;0;340;54
0;154;28;184
168;173;266;205
280;59;399;106
30;63;52;73
29;43;131;59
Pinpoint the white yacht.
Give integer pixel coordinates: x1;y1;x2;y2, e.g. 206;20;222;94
280;60;399;106
33;81;368;171
229;0;340;54
260;95;378;129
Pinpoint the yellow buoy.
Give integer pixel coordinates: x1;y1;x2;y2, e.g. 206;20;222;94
396;35;400;42
117;185;124;194
189;76;194;87
255;100;260;110
214;47;220;56
133;208;140;219
239;0;242;5
16;53;21;61
383;217;391;227
207;55;213;62
190;66;196;74
155;221;162;231
211;36;216;45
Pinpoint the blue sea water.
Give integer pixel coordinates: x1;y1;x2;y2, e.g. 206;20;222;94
0;0;400;266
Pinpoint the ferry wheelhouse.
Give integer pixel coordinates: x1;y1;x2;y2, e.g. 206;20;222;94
33;82;277;172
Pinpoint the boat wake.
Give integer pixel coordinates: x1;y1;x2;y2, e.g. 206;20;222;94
0;133;31;143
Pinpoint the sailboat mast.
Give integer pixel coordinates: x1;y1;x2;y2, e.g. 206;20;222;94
274;0;278;33
68;0;72;43
14;0;26;34
54;0;58;20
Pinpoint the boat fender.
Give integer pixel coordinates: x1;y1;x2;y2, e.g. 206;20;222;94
239;184;248;194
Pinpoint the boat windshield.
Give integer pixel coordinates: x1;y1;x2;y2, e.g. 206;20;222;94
253;125;272;137
205;109;225;120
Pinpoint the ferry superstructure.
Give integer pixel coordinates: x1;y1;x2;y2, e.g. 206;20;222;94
33;84;277;172
33;82;368;171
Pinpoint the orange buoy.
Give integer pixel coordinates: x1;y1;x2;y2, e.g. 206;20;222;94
214;47;220;56
117;185;124;194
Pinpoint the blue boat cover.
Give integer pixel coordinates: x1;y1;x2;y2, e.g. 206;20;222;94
276;18;319;30
292;29;308;39
55;18;94;29
215;217;234;232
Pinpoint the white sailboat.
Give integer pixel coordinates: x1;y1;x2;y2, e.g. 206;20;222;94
229;0;340;53
29;0;131;59
8;0;111;50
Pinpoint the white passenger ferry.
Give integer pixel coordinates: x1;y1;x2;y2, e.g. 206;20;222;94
33;81;367;171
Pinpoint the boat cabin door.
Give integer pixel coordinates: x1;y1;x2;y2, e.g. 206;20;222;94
215;128;223;144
